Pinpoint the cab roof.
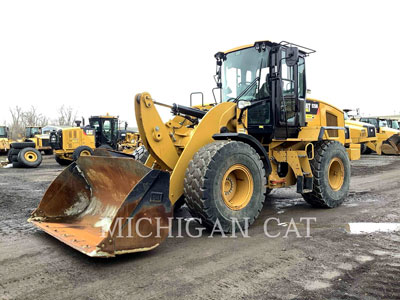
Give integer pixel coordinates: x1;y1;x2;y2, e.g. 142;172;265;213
90;115;118;119
221;40;315;56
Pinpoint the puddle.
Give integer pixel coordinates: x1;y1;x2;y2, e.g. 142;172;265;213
304;280;331;291
345;223;400;234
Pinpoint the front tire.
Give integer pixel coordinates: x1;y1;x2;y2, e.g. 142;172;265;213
302;141;350;208
55;156;71;166
184;141;266;233
72;146;94;161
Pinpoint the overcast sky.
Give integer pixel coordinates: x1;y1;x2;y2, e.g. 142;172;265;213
1;0;399;126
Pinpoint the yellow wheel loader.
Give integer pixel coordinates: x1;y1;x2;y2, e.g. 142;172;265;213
342;111;377;154
24;126;53;154
359;117;400;155
30;41;360;257
7;126;47;168
0;126;10;154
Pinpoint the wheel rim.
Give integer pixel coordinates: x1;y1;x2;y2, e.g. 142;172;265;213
328;157;344;191
80;150;92;156
221;164;254;210
24;151;37;162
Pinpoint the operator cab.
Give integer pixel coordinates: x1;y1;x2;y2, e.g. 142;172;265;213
25;126;42;138
215;41;314;141
88;115;119;148
0;126;8;138
359;117;392;133
387;119;400;130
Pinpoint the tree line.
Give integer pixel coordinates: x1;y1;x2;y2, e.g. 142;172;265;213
7;106;78;139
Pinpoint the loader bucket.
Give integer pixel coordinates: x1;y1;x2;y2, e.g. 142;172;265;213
381;134;400;155
29;156;172;257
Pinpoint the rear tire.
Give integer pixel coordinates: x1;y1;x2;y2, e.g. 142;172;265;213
360;143;367;154
72;146;94;161
364;147;372;154
361;143;372;154
184;141;266;233
17;147;42;168
302;141;350;208
55;156;71;166
44;149;54;155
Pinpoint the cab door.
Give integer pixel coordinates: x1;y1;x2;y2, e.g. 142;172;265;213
274;49;306;139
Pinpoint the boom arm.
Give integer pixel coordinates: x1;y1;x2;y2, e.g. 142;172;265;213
135;92;237;204
135;93;180;170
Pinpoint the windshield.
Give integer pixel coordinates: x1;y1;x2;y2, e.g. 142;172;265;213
90;118;118;141
390;120;399;129
221;47;269;102
26;127;41;137
0;127;6;137
102;120;112;140
379;120;388;127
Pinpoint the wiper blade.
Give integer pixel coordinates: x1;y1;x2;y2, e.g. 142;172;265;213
234;58;264;102
233;76;259;102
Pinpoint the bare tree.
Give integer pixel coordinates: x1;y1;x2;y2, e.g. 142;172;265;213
56;105;77;126
7;105;78;139
8;106;50;139
9;106;24;140
21;106;49;127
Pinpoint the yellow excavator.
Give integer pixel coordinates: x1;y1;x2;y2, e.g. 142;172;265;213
30;41;360;257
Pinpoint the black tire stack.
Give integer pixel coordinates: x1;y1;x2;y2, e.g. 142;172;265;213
8;142;43;168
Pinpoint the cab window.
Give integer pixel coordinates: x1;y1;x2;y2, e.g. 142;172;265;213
298;57;305;98
102;120;112;139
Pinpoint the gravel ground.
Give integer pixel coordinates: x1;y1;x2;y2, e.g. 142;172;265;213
0;154;399;300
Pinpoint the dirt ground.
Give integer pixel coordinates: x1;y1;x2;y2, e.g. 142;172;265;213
0;155;400;300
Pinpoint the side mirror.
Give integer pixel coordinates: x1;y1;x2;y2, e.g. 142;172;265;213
286;47;299;66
